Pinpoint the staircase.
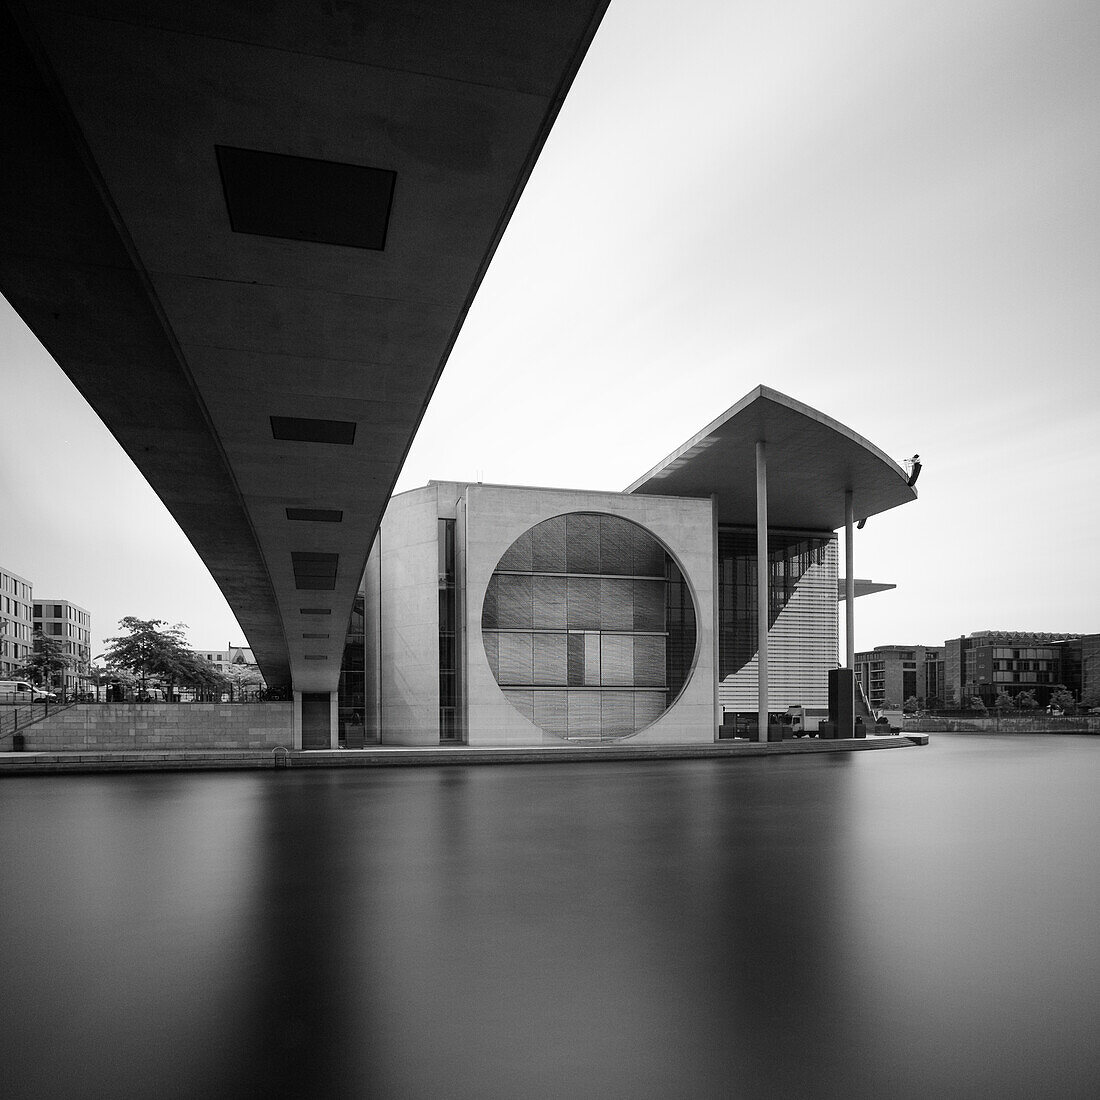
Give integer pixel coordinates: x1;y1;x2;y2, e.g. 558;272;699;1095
854;679;878;724
1;700;77;746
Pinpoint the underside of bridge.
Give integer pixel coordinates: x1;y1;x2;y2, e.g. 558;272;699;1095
1;0;610;694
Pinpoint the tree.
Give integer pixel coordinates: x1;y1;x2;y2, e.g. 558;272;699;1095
1049;688;1075;715
228;662;266;700
173;650;230;700
104;618;196;697
17;629;70;691
903;695;921;714
1015;690;1038;710
88;664;135;701
994;689;1015;711
969;695;988;715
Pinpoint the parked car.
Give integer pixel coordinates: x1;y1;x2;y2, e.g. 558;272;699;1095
0;680;56;703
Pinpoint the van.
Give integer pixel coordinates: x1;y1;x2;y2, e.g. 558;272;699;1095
0;680;55;703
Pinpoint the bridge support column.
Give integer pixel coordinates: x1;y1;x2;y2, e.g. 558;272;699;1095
292;691;303;750
293;690;340;750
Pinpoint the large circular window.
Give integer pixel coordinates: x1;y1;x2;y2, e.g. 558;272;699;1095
482;512;696;742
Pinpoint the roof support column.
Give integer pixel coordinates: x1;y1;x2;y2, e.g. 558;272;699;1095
845;490;855;668
711;493;721;741
756;441;768;743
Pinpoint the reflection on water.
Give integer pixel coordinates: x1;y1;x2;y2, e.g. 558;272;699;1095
2;736;1099;1098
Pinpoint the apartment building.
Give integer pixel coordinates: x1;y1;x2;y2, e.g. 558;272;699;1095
0;565;35;678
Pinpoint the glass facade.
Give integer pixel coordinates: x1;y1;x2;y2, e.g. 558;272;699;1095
338;594;365;746
438;519;460;741
482;513;695;742
717;529;832;679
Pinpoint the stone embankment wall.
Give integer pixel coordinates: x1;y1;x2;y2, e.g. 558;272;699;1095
904;715;1100;734
19;703;295;751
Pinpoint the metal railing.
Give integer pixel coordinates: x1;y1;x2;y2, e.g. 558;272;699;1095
0;697;77;743
49;688;281;704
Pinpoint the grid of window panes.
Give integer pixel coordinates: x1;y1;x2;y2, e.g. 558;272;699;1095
1;569;35;674
482;513;695;742
902;665;918;700
990;646;1059;685
717;528;831;679
338;594;366;746
438;519;460;741
29;600;92;691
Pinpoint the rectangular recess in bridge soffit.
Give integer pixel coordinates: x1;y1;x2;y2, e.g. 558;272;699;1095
215;146;396;250
271;417;356;444
292;553;339;591
286;508;343;523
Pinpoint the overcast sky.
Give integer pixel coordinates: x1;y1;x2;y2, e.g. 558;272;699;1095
2;0;1097;661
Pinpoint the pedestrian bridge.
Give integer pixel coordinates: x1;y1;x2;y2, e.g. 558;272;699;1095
1;1;610;741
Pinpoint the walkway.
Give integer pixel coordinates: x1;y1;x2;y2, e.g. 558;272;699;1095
0;734;926;774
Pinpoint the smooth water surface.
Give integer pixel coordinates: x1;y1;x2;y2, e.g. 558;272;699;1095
2;735;1099;1098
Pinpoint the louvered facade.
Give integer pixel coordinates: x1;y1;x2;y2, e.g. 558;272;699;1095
716;531;839;712
482;513;696;742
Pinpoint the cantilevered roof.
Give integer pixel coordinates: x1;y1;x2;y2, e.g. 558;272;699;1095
627;385;916;530
839;580;898;600
1;1;609;693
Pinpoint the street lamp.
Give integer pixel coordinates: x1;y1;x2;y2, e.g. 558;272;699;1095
90;653;107;703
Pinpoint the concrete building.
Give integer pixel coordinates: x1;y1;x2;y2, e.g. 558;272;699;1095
32;599;92;695
0;566;35;678
194;645;256;676
860;632;1096;710
923;645;945;704
1083;634;1100;707
945;631;1093;708
350;387;916;748
855;644;944;710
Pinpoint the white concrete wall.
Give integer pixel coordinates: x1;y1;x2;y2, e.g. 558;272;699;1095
362;539;382;741
372;485;442;745
463;485;716;746
455;494;469;742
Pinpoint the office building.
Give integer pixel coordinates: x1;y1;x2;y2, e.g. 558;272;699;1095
32;599;92;694
0;566;35;678
339;387;917;748
945;631;1089;708
855;644;943;709
860;632;1097;710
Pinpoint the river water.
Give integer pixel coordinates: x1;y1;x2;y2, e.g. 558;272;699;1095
2;734;1098;1099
